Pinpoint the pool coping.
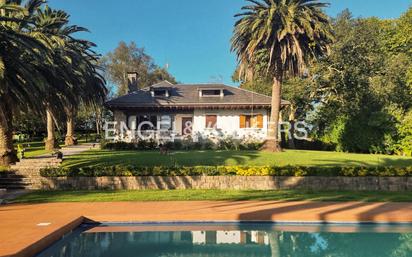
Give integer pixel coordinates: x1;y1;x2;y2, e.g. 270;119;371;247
2;201;412;257
14;217;84;257
28;218;412;257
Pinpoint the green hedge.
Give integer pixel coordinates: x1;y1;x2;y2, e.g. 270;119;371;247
40;165;412;177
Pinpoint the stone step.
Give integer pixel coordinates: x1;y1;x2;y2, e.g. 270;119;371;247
0;180;32;185
0;173;25;179
13;162;61;167
13;160;62;165
0;183;30;188
13;165;58;170
0;185;28;190
15;159;60;162
0;176;29;181
13;164;59;168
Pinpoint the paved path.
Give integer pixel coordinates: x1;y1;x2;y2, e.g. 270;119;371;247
0;201;412;257
41;143;98;157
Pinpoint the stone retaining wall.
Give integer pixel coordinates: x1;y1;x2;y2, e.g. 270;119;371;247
34;176;412;192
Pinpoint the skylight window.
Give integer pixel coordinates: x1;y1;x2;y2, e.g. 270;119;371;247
152;89;170;97
200;89;224;97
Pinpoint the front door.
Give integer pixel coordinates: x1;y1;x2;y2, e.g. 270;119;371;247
181;117;193;136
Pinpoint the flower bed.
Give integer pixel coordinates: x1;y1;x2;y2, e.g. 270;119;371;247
40;165;412;177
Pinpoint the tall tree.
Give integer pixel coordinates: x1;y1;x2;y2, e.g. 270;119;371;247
0;0;54;164
103;41;176;95
28;6;106;149
311;10;412;153
231;0;334;152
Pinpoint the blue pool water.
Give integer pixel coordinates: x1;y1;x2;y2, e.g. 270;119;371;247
36;223;412;257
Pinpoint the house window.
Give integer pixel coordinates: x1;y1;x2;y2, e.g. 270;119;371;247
137;115;157;130
128;115;137;130
201;89;223;97
240;114;263;129
205;115;217;129
152;89;169;97
159;115;172;130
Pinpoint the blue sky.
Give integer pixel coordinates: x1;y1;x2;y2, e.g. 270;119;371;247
50;0;411;85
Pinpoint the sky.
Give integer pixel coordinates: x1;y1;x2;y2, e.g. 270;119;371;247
49;0;412;86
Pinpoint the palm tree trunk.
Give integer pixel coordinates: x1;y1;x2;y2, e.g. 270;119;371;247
65;109;76;146
262;73;283;152
95;107;102;135
0;101;17;166
45;109;58;151
288;104;296;149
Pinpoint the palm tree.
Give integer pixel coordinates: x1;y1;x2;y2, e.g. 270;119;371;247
63;38;106;146
63;46;106;146
29;6;106;149
0;0;53;164
232;0;334;151
27;5;79;151
0;1;106;163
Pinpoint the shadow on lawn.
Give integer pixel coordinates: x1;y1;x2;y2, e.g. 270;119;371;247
63;150;263;168
312;157;412;168
63;149;412;168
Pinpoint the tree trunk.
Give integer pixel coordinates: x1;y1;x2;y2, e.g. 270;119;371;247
0;0;5;16
288;104;296;149
0;101;17;166
95;107;102;135
262;73;283;152
65;109;76;146
45;109;58;151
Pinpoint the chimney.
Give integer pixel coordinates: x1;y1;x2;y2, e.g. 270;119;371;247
127;72;138;93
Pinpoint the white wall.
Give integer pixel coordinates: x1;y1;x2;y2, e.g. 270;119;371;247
192;109;268;140
113;108;269;141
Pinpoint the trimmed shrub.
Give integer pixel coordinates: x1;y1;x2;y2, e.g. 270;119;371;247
40;165;412;178
101;137;264;151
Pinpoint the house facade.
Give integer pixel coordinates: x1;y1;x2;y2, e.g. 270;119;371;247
106;77;289;143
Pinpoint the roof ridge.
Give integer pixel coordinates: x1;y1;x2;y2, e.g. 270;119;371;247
228;85;272;99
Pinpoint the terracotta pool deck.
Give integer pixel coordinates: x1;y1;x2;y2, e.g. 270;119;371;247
1;201;412;257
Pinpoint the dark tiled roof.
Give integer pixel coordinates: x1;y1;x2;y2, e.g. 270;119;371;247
106;81;289;109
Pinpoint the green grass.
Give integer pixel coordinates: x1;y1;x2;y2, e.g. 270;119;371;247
15;141;55;158
12;189;412;203
16;139;89;158
62;149;412;168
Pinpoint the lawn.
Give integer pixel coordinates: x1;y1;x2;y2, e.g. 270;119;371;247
17;141;55;158
15;138;91;158
12;189;412;203
62;149;412;168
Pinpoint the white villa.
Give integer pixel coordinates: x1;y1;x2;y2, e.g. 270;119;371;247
105;73;289;142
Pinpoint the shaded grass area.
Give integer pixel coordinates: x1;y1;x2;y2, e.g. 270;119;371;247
12;190;412;203
62;149;412;168
16;139;90;158
15;141;57;158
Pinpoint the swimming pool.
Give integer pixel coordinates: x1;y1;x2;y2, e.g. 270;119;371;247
36;223;412;257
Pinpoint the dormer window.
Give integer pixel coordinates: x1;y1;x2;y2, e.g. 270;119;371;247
151;88;170;98
200;89;224;97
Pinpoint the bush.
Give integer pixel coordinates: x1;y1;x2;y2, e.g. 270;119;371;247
102;139;158;151
102;137;264;151
40;165;412;178
396;110;412;157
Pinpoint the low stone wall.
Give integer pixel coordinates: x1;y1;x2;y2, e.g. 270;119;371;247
34;176;412;192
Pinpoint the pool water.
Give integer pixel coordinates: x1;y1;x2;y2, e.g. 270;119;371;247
36;223;412;257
